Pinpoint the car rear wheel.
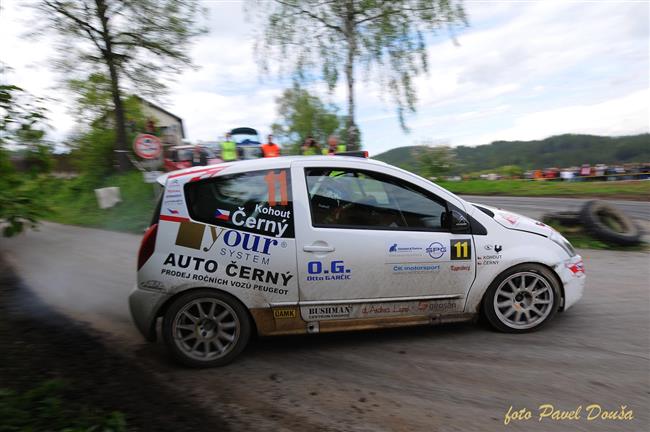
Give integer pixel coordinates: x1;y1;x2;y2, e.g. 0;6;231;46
162;289;251;367
482;264;560;333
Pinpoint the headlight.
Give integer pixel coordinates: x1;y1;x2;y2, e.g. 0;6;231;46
550;231;576;257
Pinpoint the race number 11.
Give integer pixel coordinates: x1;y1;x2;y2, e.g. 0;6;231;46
264;170;289;206
450;239;471;260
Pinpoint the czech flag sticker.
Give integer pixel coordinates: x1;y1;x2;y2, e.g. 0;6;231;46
214;209;230;221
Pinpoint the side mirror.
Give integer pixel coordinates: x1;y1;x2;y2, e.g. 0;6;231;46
448;210;470;234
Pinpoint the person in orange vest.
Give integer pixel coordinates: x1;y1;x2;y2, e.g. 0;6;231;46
261;134;281;158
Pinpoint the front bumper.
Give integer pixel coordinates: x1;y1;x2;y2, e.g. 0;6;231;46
557;255;586;310
128;285;169;341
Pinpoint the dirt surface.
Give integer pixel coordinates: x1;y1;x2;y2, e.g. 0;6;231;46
1;221;649;432
0;256;229;432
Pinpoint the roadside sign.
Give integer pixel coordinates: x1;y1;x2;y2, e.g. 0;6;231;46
133;134;162;159
143;170;163;184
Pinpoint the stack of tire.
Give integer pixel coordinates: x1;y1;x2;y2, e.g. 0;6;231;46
543;200;643;246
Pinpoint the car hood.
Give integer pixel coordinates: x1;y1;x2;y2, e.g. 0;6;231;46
471;203;553;237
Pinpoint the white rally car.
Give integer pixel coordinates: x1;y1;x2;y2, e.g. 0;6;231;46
130;155;585;367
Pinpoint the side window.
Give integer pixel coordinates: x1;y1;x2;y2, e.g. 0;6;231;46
305;168;448;231
185;169;294;238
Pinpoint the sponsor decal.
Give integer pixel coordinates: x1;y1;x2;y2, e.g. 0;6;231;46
425;242;447;259
163;253;219;273
302;299;459;321
450;239;472;260
225;261;293;287
139;280;165;292
477;254;502;266
167;208;179;215
231;206;289;238
361;300;457;316
306;305;353;320
392;264;440;274
273;308;297;319
388;243;424;256
175;222;280;258
482;244;502;253
306;260;352;281
566;260;585;276
214;208;230;221
503;213;519;225
450;264;471;271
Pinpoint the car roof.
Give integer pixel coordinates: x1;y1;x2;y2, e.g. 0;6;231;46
156;155;389;185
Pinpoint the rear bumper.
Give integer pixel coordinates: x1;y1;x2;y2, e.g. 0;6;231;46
128;285;168;342
557;255;586;311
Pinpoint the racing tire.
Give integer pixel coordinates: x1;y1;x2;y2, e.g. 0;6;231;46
580;200;642;246
162;289;251;368
482;264;561;333
542;211;581;226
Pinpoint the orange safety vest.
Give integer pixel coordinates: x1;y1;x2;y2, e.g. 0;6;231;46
261;143;280;158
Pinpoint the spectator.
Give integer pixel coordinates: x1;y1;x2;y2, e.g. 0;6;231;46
302;136;321;155
220;132;237;162
261;134;281;158
322;135;346;155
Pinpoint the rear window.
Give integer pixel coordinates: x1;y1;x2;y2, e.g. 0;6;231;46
184;169;294;238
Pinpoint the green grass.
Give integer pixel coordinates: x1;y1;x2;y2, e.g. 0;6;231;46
41;171;158;233
436;179;650;199
0;380;126;432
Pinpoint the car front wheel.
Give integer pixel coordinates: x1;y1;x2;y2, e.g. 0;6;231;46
162;289;251;367
482;264;561;332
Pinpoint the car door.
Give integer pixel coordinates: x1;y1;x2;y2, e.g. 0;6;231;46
291;160;476;320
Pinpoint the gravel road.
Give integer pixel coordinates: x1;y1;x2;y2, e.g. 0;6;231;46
1;200;648;431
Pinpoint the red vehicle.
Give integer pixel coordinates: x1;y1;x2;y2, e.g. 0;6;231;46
164;145;221;172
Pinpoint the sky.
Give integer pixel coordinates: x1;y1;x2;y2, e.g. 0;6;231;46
1;0;648;156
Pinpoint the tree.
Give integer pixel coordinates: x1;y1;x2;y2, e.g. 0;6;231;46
416;141;455;179
33;0;205;172
66;73;149;181
251;0;467;150
0;81;49;236
271;86;341;154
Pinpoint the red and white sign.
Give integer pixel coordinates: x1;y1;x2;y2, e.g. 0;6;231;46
133;134;162;159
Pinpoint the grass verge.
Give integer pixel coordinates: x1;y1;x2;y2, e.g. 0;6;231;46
40;171;158;233
438;179;650;200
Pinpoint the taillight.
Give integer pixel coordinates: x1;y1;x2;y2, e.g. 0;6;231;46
138;223;158;270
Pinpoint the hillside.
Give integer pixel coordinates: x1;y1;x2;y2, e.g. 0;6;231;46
373;133;650;174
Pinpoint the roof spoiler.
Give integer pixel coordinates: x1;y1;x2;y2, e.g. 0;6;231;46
335;150;369;158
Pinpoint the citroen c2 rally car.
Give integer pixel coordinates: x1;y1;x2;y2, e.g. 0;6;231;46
130;155;585;367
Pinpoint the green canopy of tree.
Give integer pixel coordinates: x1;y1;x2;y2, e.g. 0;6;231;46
416;143;455;178
0;82;49;236
33;0;206;171
271;86;341;154
374;134;650;175
251;0;467;150
66;73;149;181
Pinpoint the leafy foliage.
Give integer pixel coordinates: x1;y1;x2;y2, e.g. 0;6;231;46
271;86;341;154
251;0;467;149
416;143;455;178
0;380;127;432
66;75;149;183
375;134;650;175
0;82;50;236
